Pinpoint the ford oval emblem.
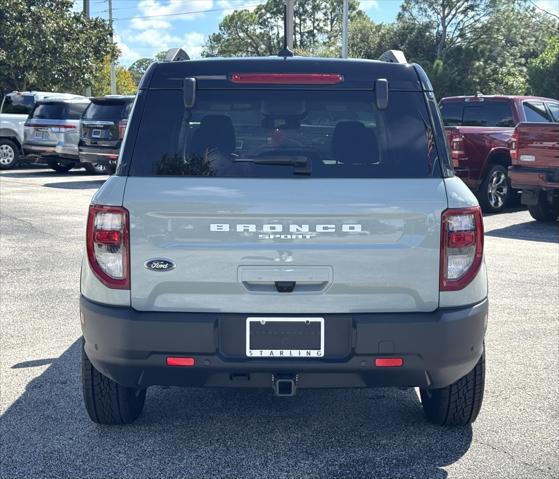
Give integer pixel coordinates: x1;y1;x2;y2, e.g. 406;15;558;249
144;258;176;272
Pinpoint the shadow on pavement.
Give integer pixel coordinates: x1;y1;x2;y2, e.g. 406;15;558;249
486;220;559;243
0;168;93;178
1;339;472;479
44;180;106;190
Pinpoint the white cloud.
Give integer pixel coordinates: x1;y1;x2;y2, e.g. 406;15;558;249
217;0;259;18
361;0;379;12
130;0;214;30
115;34;141;64
536;0;559;16
126;29;206;59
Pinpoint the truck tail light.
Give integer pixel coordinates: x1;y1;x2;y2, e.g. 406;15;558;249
440;207;484;291
509;131;518;162
118;119;128;139
230;73;344;84
449;130;465;165
86;205;130;289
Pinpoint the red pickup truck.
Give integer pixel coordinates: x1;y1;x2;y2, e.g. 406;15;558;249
509;123;559;222
440;95;559;213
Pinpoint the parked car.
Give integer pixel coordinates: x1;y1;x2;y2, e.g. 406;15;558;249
509;122;559;221
78;95;135;175
440;95;559;213
0;91;76;170
23;96;90;172
80;50;488;427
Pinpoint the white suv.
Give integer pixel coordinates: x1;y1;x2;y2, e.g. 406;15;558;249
0;91;78;169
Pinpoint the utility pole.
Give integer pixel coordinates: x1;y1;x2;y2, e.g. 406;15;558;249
108;0;116;94
285;0;294;50
84;0;92;96
341;0;349;58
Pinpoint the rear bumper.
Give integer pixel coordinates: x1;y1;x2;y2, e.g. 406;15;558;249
81;296;488;390
509;165;559;190
79;146;120;165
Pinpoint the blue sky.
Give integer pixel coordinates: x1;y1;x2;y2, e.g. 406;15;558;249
76;0;405;65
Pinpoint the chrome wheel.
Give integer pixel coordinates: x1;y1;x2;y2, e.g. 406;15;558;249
0;144;15;166
487;169;508;209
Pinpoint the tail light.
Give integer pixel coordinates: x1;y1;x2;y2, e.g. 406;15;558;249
509;131;518;162
449;130;465;165
230;73;344;84
86;205;129;289
440;207;484;291
118;119;128;139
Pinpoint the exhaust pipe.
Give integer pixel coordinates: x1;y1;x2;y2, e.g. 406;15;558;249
273;374;297;397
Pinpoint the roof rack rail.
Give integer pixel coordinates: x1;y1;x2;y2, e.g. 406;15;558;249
378;50;407;64
164;48;190;62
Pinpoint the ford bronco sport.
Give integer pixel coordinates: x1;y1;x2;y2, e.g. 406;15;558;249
80;51;488;426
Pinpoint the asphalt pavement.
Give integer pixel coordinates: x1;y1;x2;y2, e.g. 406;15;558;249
1;168;558;479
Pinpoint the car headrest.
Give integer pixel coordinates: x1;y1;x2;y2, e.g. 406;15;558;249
191;115;236;157
331;121;378;165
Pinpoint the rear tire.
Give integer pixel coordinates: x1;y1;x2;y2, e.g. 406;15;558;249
48;160;73;173
81;340;146;425
420;351;485;426
478;164;510;213
528;193;559;222
83;162;110;175
0;139;19;170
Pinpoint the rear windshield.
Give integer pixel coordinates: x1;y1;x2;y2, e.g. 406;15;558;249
84;101;131;121
1;94;35;114
30;102;88;120
440;100;514;127
128;89;440;178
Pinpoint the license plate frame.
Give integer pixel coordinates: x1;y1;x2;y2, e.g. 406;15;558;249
91;129;102;138
33;130;49;140
246;317;324;358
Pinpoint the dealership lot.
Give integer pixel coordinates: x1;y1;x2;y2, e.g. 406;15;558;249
0;169;558;479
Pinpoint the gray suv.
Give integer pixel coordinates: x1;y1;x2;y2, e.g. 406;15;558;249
80;52;488;426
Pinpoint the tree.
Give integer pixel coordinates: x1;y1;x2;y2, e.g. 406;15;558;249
92;57;137;96
528;37;559;98
398;0;499;60
128;51;168;85
202;0;362;58
0;0;116;94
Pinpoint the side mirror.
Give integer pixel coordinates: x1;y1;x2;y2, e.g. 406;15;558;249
183;78;196;109
376;78;388;110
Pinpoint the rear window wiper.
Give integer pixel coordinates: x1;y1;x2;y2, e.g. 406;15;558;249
233;154;312;175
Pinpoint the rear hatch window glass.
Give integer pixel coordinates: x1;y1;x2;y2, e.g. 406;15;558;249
129;89;440;178
463;102;514;127
84;102;130;120
2;94;35;114
29;102;88;120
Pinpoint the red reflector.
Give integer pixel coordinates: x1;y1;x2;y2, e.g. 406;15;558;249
94;229;121;245
166;357;195;367
448;230;475;248
375;358;404;367
230;73;344;85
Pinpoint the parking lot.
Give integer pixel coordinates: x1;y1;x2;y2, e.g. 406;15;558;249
0;168;558;479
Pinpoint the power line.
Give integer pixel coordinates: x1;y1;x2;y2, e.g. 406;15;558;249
113;2;264;21
527;0;559;20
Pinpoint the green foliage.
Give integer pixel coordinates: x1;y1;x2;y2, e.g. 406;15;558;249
0;0;116;94
202;0;362;57
127;51;168;85
92;57;137;96
528;37;559;99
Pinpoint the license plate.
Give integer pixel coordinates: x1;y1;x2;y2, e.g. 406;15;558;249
246;317;324;358
91;129;102;138
33;130;49;140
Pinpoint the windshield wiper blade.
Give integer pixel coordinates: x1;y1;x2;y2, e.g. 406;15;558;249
234;156;312;175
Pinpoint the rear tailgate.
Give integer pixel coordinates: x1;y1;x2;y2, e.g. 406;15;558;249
512;123;559;169
124;178;447;313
